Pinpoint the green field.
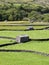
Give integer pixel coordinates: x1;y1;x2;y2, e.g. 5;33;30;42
0;39;12;44
0;21;49;30
0;52;49;65
0;30;49;65
0;30;49;53
0;0;49;64
0;22;49;65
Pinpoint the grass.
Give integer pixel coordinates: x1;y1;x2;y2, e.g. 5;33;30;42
0;52;49;65
1;41;49;53
0;21;30;24
0;26;48;30
0;30;49;53
0;25;48;30
0;39;13;44
0;21;49;30
0;30;48;38
0;21;49;24
0;22;49;65
0;26;27;30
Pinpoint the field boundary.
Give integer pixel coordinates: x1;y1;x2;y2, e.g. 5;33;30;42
0;42;17;47
0;38;49;47
0;24;49;26
0;49;49;56
0;26;49;31
0;36;49;56
0;36;15;40
0;36;49;41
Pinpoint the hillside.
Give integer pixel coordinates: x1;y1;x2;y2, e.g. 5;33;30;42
0;0;49;22
0;0;49;5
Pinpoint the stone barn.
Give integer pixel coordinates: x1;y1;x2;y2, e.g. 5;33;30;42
16;35;29;43
26;26;34;30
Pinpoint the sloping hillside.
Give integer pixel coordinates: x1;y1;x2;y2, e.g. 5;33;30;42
0;0;49;5
0;0;33;3
0;0;49;21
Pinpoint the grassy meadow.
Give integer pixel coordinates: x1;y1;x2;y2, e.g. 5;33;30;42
0;30;49;53
0;21;49;30
0;21;49;65
0;52;49;65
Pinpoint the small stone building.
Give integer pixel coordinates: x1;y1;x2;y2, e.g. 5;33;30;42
26;26;34;30
16;35;29;43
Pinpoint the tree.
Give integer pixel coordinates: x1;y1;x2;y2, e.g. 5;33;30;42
8;15;13;21
42;14;49;22
21;4;33;12
41;7;49;13
28;11;42;22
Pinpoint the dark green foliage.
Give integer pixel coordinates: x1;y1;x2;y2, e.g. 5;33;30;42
28;11;42;22
0;3;49;22
42;14;49;22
